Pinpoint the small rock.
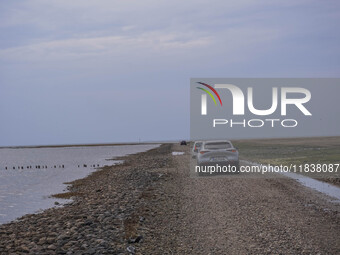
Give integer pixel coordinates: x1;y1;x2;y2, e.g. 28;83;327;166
38;237;46;245
128;236;143;243
127;245;135;254
47;244;57;250
46;237;55;244
84;220;93;226
85;248;96;255
19;245;30;253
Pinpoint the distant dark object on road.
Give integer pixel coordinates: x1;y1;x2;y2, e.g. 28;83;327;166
180;140;187;145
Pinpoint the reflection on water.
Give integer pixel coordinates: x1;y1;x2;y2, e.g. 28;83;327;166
241;160;340;203
283;172;340;202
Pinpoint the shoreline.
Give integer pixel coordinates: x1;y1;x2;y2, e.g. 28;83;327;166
0;142;163;149
0;144;173;254
1;143;339;254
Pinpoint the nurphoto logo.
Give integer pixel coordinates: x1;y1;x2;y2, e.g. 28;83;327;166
196;81;312;128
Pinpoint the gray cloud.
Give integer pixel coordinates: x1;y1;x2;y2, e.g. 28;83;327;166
0;0;339;146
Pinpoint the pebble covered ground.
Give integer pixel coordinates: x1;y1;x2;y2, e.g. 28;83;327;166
0;143;339;254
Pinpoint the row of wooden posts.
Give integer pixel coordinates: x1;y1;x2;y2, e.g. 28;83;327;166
2;164;100;170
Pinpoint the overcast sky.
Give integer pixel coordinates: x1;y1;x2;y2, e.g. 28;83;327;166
1;0;339;146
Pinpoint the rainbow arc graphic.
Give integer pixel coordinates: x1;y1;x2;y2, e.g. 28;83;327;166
196;82;223;106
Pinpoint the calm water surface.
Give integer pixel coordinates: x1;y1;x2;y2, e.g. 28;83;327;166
0;144;159;224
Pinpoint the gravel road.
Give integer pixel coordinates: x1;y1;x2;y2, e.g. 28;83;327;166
0;144;339;254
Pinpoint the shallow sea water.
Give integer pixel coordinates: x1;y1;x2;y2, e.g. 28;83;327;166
0;144;159;224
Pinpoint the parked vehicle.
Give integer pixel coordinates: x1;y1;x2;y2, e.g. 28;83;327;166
191;141;203;158
180;140;187;145
197;140;239;171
